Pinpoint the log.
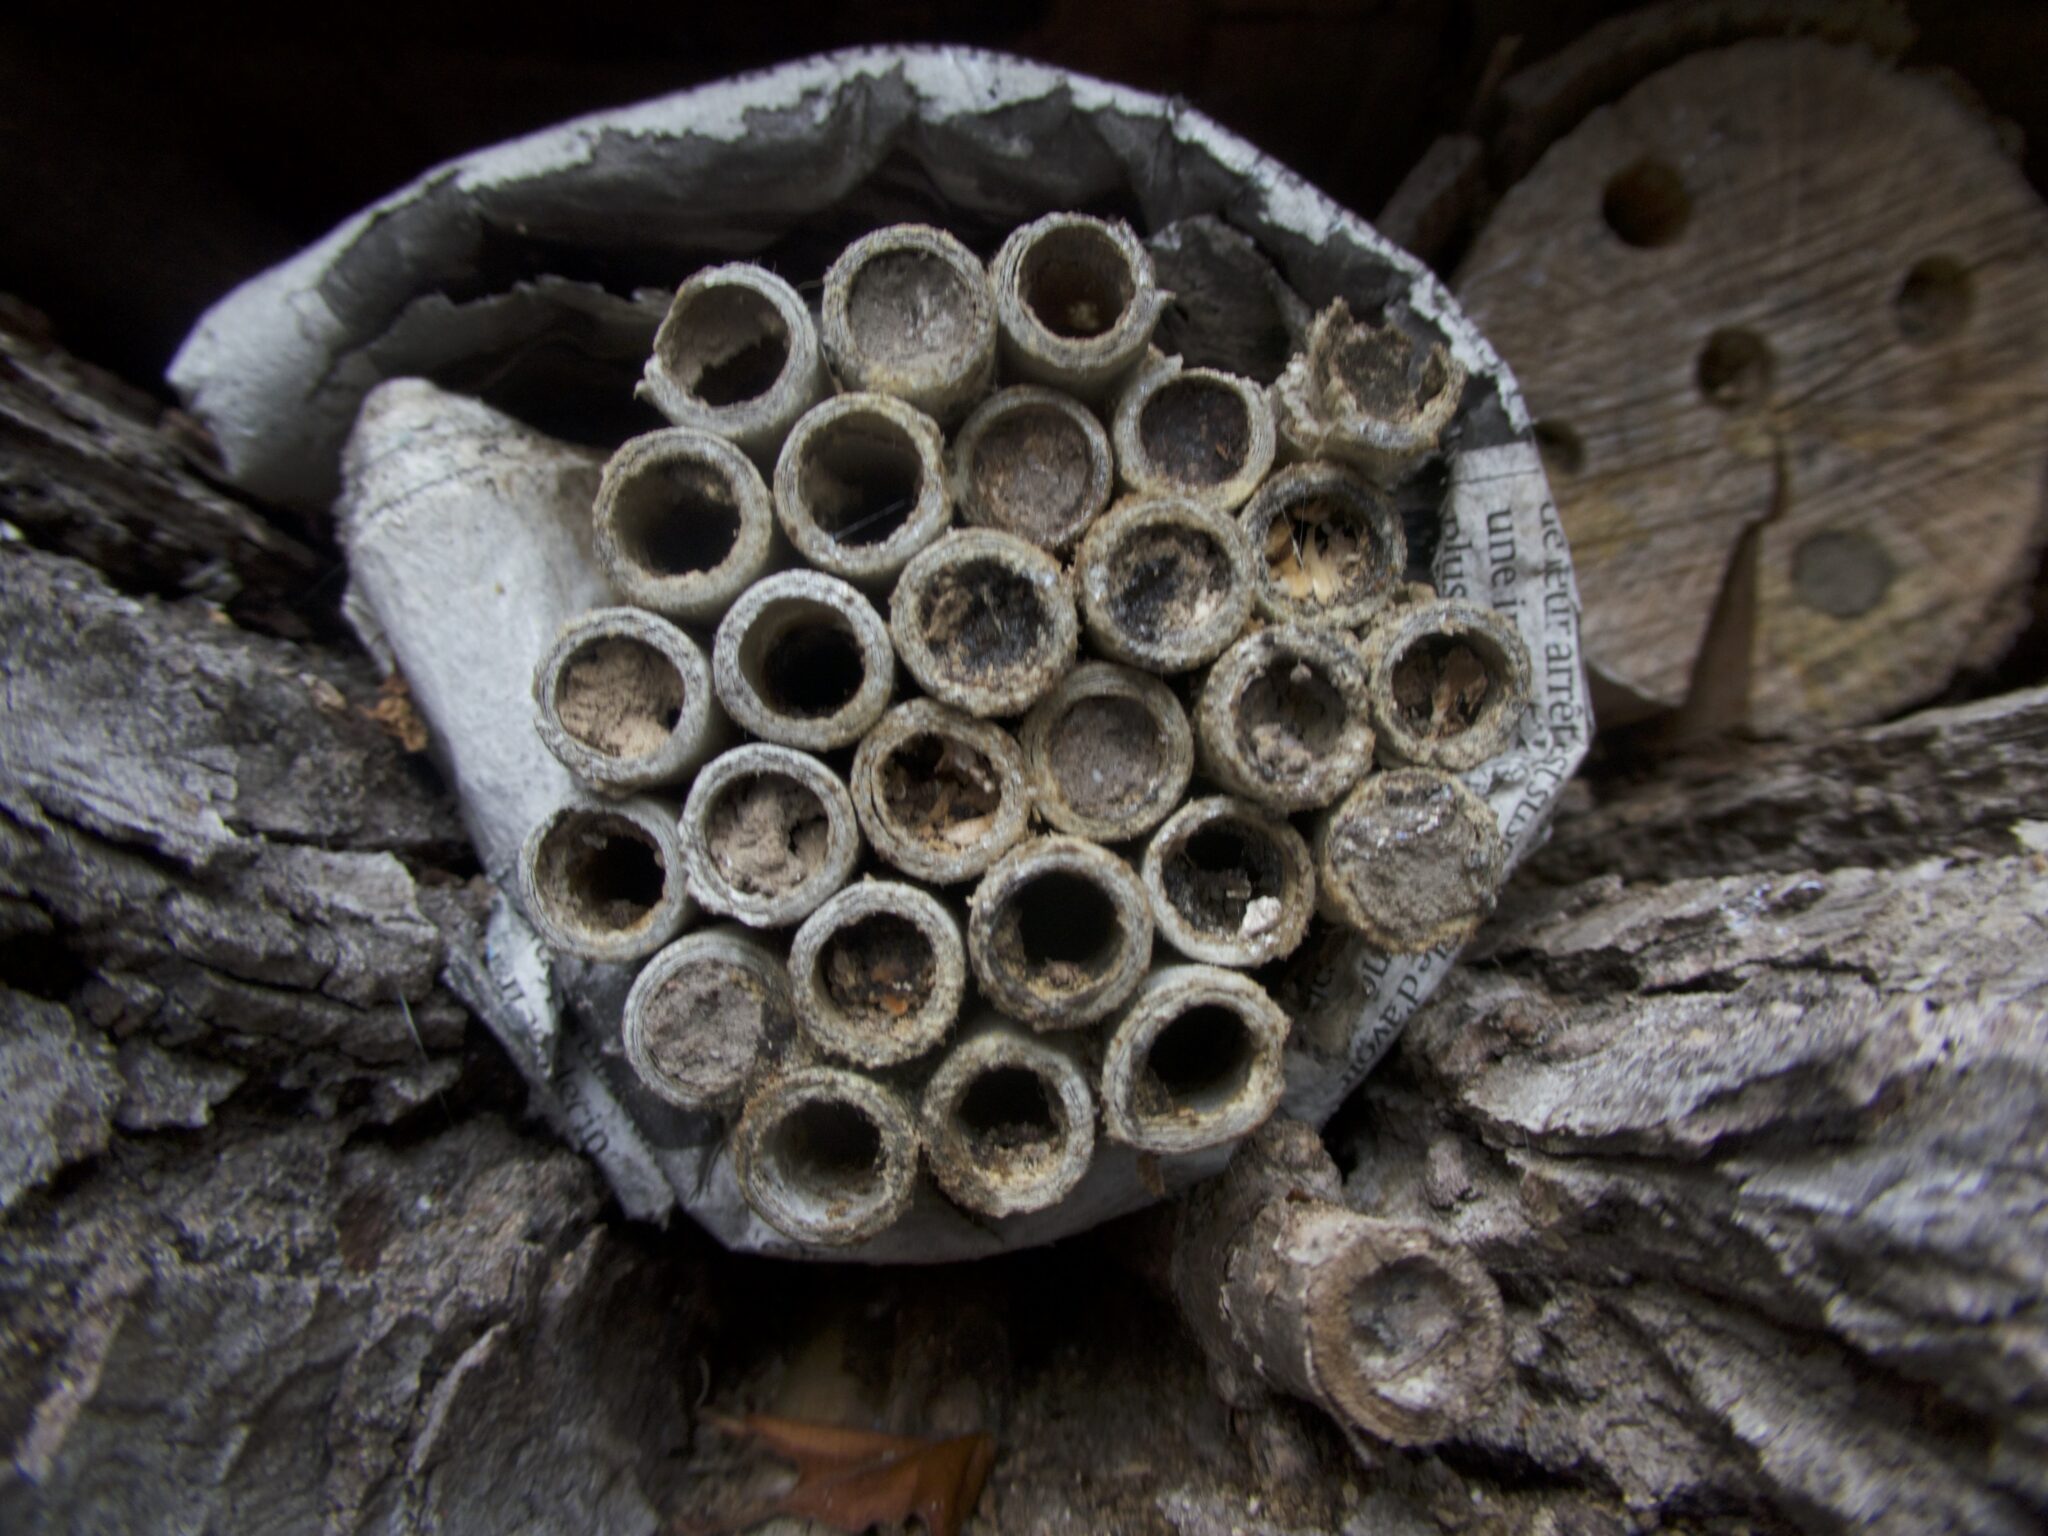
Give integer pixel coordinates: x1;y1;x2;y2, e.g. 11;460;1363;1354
1455;39;2048;734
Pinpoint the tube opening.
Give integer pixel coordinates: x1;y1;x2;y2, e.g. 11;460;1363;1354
1163;821;1284;938
767;1098;884;1199
918;558;1050;678
555;636;683;759
1045;694;1164;822
799;421;923;548
848;250;977;368
1263;492;1387;610
1237;654;1346;776
635;958;771;1102
879;732;1003;849
819;912;937;1027
1895;255;1973;345
1105;524;1233;645
1001;870;1120;989
535;813;666;933
740;601;867;719
1019;225;1136;340
968;404;1095;543
1326;322;1450;419
1345;1256;1461;1384
1141;1004;1254;1113
704;771;830;898
956;1064;1062;1164
613;461;743;577
1138;378;1251;488
662;285;792;407
1391;633;1500;744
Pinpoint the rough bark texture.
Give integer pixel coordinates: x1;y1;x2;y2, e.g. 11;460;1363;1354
3;318;2045;1536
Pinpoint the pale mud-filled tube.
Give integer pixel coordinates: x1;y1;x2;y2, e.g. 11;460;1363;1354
679;743;861;928
591;428;777;624
1111;359;1276;514
773;393;952;590
821;224;997;423
517;798;695;964
640;264;830;463
1075;496;1254;674
949;385;1113;555
533;607;723;793
623;926;793;1111
849;699;1032;885
1239;461;1407;630
919;1019;1096;1219
1361;597;1534;772
1142;795;1314;969
1270;299;1468;487
967;835;1154;1031
1019;662;1192;843
732;1066;920;1246
787;880;966;1068
889;528;1078;717
711;569;895;752
1195;624;1376;812
992;213;1167;401
1315;768;1506;953
1100;965;1289;1154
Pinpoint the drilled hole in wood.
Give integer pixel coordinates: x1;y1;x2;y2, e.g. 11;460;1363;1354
1533;420;1585;478
1895;256;1973;345
1601;158;1690;248
1695;328;1774;412
1792;529;1894;619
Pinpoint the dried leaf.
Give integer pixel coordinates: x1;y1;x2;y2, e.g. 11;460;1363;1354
362;672;430;752
679;1411;996;1536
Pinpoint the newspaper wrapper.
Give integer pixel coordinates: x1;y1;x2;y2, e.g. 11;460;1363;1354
169;46;1590;1260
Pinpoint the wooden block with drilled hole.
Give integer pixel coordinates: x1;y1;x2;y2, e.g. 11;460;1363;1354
1455;38;2048;734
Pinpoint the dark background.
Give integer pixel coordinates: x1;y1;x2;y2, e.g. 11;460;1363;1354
6;0;2045;393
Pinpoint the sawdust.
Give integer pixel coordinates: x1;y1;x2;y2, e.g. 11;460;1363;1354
705;773;830;897
555;636;683;758
1392;637;1492;741
880;733;1003;851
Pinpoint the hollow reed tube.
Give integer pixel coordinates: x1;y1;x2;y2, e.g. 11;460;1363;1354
679;743;860;928
1360;597;1533;772
919;1019;1096;1220
517;797;695;964
622;925;792;1111
1111;357;1276;513
732;1066;919;1247
965;835;1153;1031
992;213;1167;401
949;384;1114;555
1019;661;1192;843
1314;767;1505;954
772;392;952;591
849;699;1032;886
1141;795;1314;969
1194;624;1376;812
1075;495;1254;674
1099;964;1289;1155
639;264;830;464
711;569;895;753
591;427;777;624
820;223;997;423
889;528;1078;718
533;606;724;793
788;879;967;1069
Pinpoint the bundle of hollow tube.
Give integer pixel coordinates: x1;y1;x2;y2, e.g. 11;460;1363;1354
511;215;1530;1248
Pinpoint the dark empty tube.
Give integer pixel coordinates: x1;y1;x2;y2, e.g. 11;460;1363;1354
711;569;895;752
1194;625;1375;812
993;213;1168;401
680;744;860;928
773;392;951;590
639;264;830;464
849;699;1032;886
1075;496;1254;674
731;1066;919;1247
1361;598;1533;772
1316;767;1505;954
1019;661;1192;842
517;797;695;964
592;428;777;625
1239;461;1407;629
966;835;1153;1031
919;1018;1096;1219
1111;358;1276;513
1100;965;1289;1155
820;224;997;423
622;926;792;1111
533;607;723;793
788;879;966;1069
1269;299;1466;486
949;385;1114;556
1141;796;1314;969
889;529;1078;718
